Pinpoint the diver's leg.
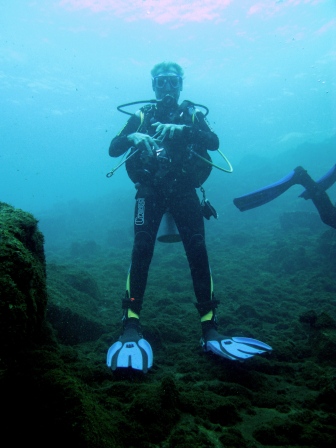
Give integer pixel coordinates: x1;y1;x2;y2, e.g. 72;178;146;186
295;167;336;229
171;191;221;337
172;190;272;361
106;187;164;372
124;187;163;315
311;192;336;229
299;164;336;199
171;190;214;311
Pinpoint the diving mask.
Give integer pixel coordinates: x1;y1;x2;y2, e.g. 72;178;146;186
153;75;182;90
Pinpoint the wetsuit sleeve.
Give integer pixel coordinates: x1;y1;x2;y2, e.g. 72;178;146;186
182;111;219;151
109;114;141;157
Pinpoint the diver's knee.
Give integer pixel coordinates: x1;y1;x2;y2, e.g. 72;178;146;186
189;233;205;247
186;234;207;256
133;231;154;256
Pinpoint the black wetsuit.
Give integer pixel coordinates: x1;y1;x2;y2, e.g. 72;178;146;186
296;167;336;230
313;193;336;229
109;100;220;316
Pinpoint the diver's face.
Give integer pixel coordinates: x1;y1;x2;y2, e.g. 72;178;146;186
152;72;183;101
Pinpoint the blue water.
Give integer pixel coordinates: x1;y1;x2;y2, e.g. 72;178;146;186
1;0;335;225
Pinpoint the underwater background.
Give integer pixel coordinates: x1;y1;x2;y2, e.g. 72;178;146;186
1;1;336;447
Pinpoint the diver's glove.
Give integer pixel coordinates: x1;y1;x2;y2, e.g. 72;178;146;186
106;319;153;373
201;326;272;361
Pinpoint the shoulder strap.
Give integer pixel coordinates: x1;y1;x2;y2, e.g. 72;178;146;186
139;110;145;126
178;100;197;124
136;104;155;132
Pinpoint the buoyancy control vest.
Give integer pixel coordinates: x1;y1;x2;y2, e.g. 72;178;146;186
125;99;212;188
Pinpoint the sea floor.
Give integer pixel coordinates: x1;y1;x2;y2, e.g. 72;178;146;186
39;210;336;448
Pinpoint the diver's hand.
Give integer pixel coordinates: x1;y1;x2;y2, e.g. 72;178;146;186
127;132;160;153
151;122;186;140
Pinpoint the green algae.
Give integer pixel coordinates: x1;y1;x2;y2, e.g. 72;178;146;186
2;200;336;447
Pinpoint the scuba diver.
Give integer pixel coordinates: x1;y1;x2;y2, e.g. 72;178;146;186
106;61;272;373
233;164;336;230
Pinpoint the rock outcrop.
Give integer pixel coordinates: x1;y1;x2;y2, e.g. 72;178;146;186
0;202;47;359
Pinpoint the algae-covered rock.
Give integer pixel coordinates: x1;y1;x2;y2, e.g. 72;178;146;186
0;203;122;448
0;202;47;357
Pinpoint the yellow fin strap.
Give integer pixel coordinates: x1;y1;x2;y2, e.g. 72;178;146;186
127;308;140;319
200;310;213;322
